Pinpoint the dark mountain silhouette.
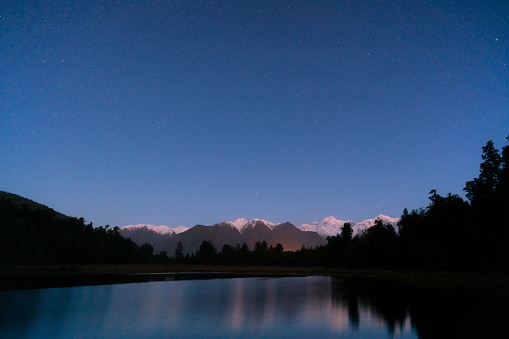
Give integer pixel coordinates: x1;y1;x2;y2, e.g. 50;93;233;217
0;191;67;218
271;222;325;251
156;223;243;255
152;219;325;255
0;191;152;265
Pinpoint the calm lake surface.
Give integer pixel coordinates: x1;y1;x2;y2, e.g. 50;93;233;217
0;274;505;338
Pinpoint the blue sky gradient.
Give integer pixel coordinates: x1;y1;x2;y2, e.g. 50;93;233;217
1;0;508;227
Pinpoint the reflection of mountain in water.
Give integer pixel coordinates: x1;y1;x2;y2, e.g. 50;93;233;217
1;276;506;338
1;276;411;337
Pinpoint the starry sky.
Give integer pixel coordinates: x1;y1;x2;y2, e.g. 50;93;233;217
1;0;508;228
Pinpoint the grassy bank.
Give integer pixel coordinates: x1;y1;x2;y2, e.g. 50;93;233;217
1;264;384;276
1;264;508;296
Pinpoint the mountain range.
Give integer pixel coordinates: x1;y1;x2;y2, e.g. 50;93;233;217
119;215;400;255
300;214;400;238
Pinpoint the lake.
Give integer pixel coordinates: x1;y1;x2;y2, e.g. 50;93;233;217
0;274;505;338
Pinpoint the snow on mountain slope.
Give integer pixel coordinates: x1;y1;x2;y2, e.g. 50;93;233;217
299;214;400;238
230;218;248;232
227;218;278;233
122;215;399;239
353;214;400;234
171;226;190;234
121;224;189;235
299;216;352;237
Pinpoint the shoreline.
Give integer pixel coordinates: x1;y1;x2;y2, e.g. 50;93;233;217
1;264;508;296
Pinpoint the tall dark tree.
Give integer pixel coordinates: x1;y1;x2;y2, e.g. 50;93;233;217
139;243;154;262
464;140;501;205
326;222;355;266
174;241;184;262
222;244;234;253
463;137;509;267
359;218;398;268
197;240;216;264
399;191;476;269
498;136;509;215
341;222;353;243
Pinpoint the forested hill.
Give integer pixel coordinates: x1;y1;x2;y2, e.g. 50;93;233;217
0;191;63;215
322;137;509;270
0;191;165;265
0;136;507;270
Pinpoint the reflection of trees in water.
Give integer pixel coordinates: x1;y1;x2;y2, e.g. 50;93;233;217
331;278;408;335
347;286;360;329
331;277;507;339
407;289;506;339
330;278;360;329
4;276;507;338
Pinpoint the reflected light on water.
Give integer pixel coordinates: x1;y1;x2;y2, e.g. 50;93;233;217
1;276;419;338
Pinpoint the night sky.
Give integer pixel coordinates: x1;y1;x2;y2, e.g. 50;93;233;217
1;1;508;228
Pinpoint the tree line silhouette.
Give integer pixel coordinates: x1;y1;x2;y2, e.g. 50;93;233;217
171;137;508;270
0;195;167;265
171;240;289;266
1;136;507;270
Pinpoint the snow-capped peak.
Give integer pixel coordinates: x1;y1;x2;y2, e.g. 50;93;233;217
300;216;353;236
322;216;340;224
227;218;278;233
121;224;189;235
231;218;249;232
300;215;400;238
354;215;401;230
375;214;400;223
171;226;190;234
251;218;277;229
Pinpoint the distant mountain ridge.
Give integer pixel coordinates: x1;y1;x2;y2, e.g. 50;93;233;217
226;218;278;232
1;190;400;257
118;224;189;249
300;214;400;238
121;224;189;235
119;215;400;255
154;220;325;255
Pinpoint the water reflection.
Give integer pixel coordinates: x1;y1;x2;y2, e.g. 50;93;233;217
0;275;505;338
331;278;507;339
332;278;411;336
